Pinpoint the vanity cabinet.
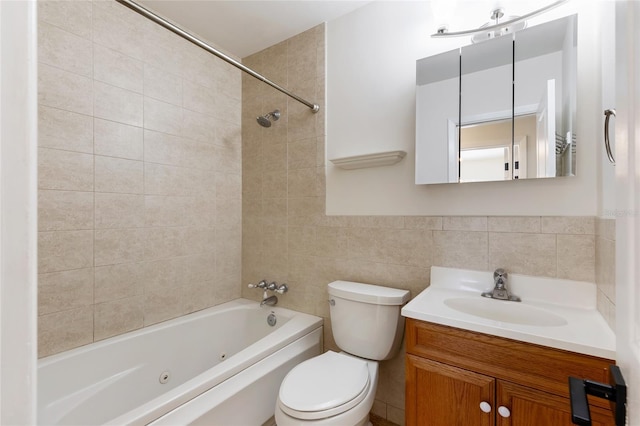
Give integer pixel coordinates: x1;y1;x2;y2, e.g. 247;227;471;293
405;319;616;426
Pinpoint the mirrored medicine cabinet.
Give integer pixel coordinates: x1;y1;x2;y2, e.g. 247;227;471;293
415;14;577;185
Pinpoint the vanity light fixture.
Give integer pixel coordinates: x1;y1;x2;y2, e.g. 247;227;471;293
431;0;567;42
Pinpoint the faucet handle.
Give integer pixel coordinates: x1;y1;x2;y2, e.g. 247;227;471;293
248;279;269;289
266;282;277;291
275;284;288;294
494;268;507;280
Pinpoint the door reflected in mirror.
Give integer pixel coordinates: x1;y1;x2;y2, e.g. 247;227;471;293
459;114;536;182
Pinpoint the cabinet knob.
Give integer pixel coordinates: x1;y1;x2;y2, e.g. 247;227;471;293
479;401;492;413
498;406;511;418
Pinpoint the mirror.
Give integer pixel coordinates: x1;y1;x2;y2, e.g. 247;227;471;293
415;14;577;185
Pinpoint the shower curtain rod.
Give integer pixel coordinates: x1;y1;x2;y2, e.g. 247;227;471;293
115;0;320;113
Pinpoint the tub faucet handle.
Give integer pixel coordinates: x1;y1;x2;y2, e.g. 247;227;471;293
275;284;288;294
266;282;278;291
248;279;269;289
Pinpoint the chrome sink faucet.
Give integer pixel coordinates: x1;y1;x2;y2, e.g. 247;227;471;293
481;268;521;302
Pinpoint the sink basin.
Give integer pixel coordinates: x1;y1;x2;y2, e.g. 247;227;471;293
444;297;568;327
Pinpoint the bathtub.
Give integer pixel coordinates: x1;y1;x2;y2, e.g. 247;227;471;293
38;299;323;425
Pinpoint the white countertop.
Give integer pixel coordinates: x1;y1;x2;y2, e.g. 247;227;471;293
401;267;616;360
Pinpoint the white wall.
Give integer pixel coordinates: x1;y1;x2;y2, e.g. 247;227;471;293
0;1;38;424
598;0;616;217
326;0;601;216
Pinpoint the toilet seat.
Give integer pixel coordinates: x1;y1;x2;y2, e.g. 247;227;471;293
278;351;371;420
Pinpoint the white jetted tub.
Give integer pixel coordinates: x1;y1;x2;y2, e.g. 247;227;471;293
38;299;323;425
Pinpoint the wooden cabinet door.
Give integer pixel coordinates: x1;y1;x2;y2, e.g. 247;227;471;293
406;354;495;426
497;381;615;426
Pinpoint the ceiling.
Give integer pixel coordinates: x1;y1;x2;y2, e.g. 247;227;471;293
138;0;370;58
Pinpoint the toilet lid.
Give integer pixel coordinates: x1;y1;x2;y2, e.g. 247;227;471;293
279;351;370;419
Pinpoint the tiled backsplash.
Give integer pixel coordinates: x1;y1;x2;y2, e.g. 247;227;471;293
240;24;610;426
37;1;242;358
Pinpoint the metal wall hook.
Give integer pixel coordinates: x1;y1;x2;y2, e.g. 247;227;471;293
604;109;616;164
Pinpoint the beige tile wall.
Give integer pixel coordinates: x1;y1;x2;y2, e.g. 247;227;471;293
241;24;599;426
596;218;616;330
37;0;242;357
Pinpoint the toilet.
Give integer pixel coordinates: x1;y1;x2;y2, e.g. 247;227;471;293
275;281;410;426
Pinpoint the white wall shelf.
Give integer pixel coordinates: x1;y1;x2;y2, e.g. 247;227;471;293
329;150;407;170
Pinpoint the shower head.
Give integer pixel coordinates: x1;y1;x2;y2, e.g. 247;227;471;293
257;110;280;128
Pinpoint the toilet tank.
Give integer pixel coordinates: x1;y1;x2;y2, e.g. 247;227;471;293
328;281;410;361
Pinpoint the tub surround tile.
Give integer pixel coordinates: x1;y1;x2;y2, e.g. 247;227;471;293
38;0;92;39
38;190;94;231
144;163;215;197
315;227;349;259
181;109;217;143
144;97;183;136
143;227;191;260
143;286;185;326
94;262;144;303
183;281;215;314
94;118;143;161
38;0;241;358
38;21;93;77
94;228;146;266
38;63;93;117
39;105;93;153
262;170;287;199
183;80;217;117
262;143;287;172
92;5;145;61
216;173;242;201
38;148;94;191
95;156;144;194
38;268;94;315
288;226;316;256
144;130;215;170
94;44;144;94
95;193;145;229
142;258;181;292
38;230;94;273
94;297;144;341
145;195;196;228
38;307;94;358
94;81;144;127
144;65;183;106
288;168;319;198
214;143;242;174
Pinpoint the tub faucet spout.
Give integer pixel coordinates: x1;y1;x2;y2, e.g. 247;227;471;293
260;295;278;307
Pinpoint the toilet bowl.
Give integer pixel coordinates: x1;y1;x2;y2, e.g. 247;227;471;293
274;281;409;426
275;351;378;426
